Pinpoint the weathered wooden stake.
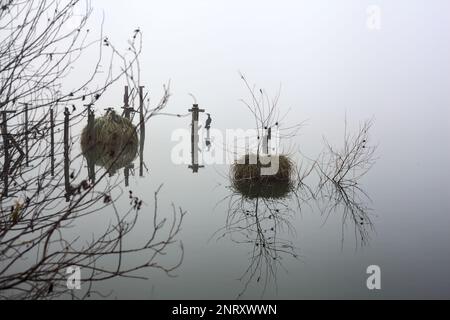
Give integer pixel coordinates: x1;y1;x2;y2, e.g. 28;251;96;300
123;86;131;120
85;103;96;183
24;104;29;166
50;108;55;176
1;112;11;197
86;103;94;130
63;108;70;202
188;104;205;173
139;86;145;177
0;111;24;197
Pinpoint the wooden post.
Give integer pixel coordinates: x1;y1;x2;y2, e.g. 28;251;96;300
139;86;144;124
1;112;10;197
139;86;145;177
1;111;21;197
83;103;96;183
18;102;29;166
123;86;130;120
86;103;94;130
188;104;205;173
0;111;23;197
63;108;70;202
124;86;129;109
24;104;29;166
124;72;131;184
50;108;55;176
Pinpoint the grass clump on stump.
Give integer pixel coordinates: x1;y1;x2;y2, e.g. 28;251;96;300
81;110;138;174
231;154;294;199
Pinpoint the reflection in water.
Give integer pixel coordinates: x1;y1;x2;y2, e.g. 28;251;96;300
1;53;377;300
81;109;138;177
316;118;376;248
213;77;377;298
205;127;212;151
211;76;307;298
0;4;187;299
0;77;186;299
214;157;317;298
216;152;374;298
139;112;146;177
215;186;300;298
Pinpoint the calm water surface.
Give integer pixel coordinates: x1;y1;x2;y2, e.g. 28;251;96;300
63;0;450;299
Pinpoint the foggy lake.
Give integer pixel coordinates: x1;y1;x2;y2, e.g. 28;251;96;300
1;0;450;300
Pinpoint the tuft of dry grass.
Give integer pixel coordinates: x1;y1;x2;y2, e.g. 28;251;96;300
231;154;294;199
81;110;138;173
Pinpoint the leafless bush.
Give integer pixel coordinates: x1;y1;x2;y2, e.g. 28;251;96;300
0;0;185;300
316;118;377;248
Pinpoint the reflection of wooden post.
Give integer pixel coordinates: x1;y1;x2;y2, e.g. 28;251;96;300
188;104;205;173
63;108;70;202
124;163;134;187
87;158;96;184
50;109;55;176
138;127;145;178
139;86;145;177
205;128;211;151
262;135;269;155
124;166;129;187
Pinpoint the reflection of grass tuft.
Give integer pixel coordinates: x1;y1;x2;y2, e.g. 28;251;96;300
80;110;138;173
231;154;294;199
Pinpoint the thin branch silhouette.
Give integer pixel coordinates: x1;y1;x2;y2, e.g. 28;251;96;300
315;118;377;248
0;0;186;300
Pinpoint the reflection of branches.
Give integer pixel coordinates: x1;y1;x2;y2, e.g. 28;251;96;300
216;123;377;297
291;160;316;211
0;80;181;299
0;0;185;300
213;159;315;299
213;75;314;298
214;193;299;299
316;118;377;248
215;76;378;298
0;185;186;300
